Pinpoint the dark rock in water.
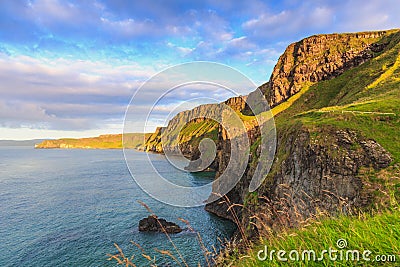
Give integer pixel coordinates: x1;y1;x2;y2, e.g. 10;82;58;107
139;215;182;234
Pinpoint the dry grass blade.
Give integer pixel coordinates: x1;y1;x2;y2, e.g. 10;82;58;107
222;194;251;249
141;253;152;261
106;254;124;264
154;248;182;267
107;243;137;267
130;241;145;253
226;203;243;211
178;217;212;267
137;200;154;215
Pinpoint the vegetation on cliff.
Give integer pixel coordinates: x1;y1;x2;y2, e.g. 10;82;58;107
210;29;400;266
35;133;148;149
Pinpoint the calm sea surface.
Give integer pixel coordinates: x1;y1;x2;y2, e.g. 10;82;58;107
0;147;235;266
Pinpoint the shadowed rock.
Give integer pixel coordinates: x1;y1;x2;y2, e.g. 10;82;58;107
139;215;182;234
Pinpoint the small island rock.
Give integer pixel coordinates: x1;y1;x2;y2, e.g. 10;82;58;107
139;215;182;234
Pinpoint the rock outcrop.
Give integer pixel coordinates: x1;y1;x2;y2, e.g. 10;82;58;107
265;31;392;108
224;96;248;112
142;96;248;157
138;215;182;234
206;125;392;235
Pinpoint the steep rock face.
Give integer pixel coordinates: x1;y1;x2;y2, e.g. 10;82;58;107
204;123;260;221
143;127;164;153
206;125;392;235
143;96;248;156
224;96;248;112
260;128;391;227
265;31;391;107
205;30;400;233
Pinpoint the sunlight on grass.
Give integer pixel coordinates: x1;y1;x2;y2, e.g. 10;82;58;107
229;208;400;266
366;53;400;90
271;83;313;116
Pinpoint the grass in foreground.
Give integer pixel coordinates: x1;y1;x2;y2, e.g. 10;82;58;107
225;208;400;266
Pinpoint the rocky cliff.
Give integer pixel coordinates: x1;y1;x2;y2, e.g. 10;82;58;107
206;124;393;235
139;31;399;232
142;96;248;156
264;31;394;108
204;29;400;235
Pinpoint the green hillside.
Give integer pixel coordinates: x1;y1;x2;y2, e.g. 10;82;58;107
35;133;148;149
220;30;400;266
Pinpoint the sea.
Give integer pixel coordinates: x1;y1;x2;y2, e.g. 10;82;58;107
0;147;235;266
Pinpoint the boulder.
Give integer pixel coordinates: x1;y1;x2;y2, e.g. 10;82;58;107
138;215;182;234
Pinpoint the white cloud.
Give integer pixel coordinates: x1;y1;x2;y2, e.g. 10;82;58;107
27;0;100;30
242;5;334;41
334;0;400;32
100;17;159;38
0;53;158;135
0;54;155;99
0;100;96;130
0;54;256;137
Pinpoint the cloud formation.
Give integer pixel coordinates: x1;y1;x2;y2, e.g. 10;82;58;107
0;0;399;138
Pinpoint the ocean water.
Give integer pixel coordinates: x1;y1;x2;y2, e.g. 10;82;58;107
0;147;235;267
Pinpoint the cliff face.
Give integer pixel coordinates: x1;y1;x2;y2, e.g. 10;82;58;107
205;29;400;233
265;31;392;107
142;96;248;156
142;127;164;153
206;125;392;233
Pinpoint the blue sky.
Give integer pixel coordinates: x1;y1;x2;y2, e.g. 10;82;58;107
0;0;399;140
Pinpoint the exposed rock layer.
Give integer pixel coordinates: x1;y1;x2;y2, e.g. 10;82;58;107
265;31;392;107
206;126;392;235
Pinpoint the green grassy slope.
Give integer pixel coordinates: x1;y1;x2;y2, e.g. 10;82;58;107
225;208;399;266
35;133;148;149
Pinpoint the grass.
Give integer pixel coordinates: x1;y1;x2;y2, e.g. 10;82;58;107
35;133;149;149
271;83;313;116
227;208;400;266
366;47;400;90
296;112;400;163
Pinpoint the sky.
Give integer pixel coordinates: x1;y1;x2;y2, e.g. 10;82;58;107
0;0;399;140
